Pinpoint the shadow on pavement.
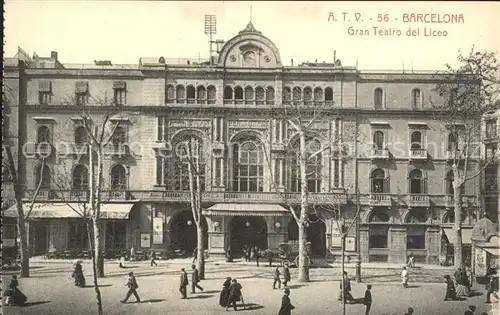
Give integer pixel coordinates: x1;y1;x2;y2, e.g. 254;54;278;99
469;291;483;297
140;299;165;303
406;285;421;288
84;284;113;288
23;301;51;307
286;284;308;289
189;294;213;299
242;303;264;311
199;290;220;294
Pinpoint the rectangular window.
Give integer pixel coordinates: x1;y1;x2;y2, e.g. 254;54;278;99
75;93;87;106
333;159;339;188
369;226;388;249
215;159;222;186
114;89;126;105
38;92;51;105
274;159;280;186
68;221;89;249
156;156;164;185
486;120;497;139
75;81;89;106
156;117;168;141
407;235;426;249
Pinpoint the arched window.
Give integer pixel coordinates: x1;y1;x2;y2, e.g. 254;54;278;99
368;210;390;223
445;170;454;195
110;165;127;190
411;131;422;149
325;87;333;102
37;126;51;143
374;88;384;109
186;86;196;103
166;85;175;103
196;86;206;104
224;86;233;100
373;131;384;150
244;86;254;104
232;140;263;192
234;86;243;100
292;87;301;105
112;127;126;148
74;126;88;146
176;85;186;103
314;87;323;104
303;87;312;105
409;169;423;194
266;87;275;104
35;163;51;189
411;89;422;109
282;87;291;104
371;169;386;193
448;132;458;151
170;137;205;191
207;85;216;104
72;165;89;189
406;211;427;224
255;87;265;105
289;138;322;193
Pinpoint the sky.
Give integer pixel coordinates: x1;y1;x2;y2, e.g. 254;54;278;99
4;1;500;70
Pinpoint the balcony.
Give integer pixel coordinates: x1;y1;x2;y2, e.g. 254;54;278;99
371;148;390;160
446;150;462;160
443;195;479;208
409;148;427;160
369;193;392;207
103;144;129;157
406;194;430;208
23;189;89;202
25;142;53;158
64;144;89;156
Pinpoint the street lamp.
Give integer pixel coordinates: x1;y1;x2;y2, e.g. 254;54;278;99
187;220;193;226
245;221;251;227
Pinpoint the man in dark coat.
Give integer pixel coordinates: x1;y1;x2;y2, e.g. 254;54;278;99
121;272;140;303
486;268;499;303
444;275;457;301
273;266;282;289
283;265;291;287
464;305;476;315
226;279;243;311
278;288;295;315
219;277;232;307
191;264;204;293
363;284;372;315
179;268;189;299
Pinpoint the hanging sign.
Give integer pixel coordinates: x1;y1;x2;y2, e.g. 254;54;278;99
153;217;164;244
140;233;151;248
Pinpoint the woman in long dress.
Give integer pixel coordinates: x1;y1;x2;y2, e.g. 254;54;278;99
7;275;27;306
219;277;232;307
443;275;457;300
72;262;86;287
452;274;471;297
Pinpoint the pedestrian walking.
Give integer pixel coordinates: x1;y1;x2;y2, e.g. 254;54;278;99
407;253;415;268
219;277;232;307
464;305;476;315
191;264;204;293
267;249;273;267
278;288;295;315
401;266;409;288
5;275;27;306
444;275;457;301
130;246;135;261
485;268;499;303
273;266;282;289
253;246;260;267
364;285;372;315
226;279;243;311
246;245;252;262
120;272;140;303
283;264;291;287
150;250;158;267
179;268;189;299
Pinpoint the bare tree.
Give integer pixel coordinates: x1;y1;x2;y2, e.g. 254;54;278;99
3;147;46;277
263;94;362;282
431;47;500;268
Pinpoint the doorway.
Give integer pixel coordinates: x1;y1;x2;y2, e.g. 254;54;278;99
229;216;267;255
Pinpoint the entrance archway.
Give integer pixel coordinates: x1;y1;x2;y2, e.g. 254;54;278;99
307;215;327;256
230;216;267;254
170;210;208;254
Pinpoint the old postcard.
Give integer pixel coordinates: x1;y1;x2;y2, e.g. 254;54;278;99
2;1;499;314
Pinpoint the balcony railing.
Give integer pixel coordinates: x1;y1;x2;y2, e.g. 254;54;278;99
446;150;462;160
443;194;479;207
24;189;347;204
103;144;128;157
371;148;389;159
25;142;53;158
369;193;392;207
409;149;427;160
406;194;430;207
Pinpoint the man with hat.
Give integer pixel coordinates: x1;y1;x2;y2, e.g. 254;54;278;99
120;272;140;303
179;268;189;299
278;288;295;315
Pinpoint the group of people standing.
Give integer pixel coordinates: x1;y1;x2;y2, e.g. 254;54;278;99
273;264;291;289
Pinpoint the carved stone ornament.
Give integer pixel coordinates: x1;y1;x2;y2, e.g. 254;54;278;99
228;120;268;129
169;119;212;128
230;55;236;62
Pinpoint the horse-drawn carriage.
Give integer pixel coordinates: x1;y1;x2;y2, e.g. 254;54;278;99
265;241;313;267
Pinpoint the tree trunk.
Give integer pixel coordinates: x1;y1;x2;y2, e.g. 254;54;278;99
15;202;30;278
453;179;464;268
94;146;105;278
341;234;346;315
196;225;206;280
297;130;310;282
87;220;104;315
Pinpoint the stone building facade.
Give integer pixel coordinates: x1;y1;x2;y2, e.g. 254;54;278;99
2;22;484;264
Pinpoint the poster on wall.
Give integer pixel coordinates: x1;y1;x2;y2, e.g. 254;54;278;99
153;217;164;244
140;233;151;248
345;236;356;252
331;220;342;248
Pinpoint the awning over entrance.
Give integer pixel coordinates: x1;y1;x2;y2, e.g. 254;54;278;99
443;227;473;245
203;203;289;217
4;202;137;219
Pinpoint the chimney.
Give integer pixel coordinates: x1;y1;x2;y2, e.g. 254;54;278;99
51;51;58;61
291;58;294;66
